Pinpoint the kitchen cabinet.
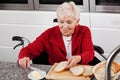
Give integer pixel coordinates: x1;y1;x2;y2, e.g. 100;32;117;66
0;0;34;10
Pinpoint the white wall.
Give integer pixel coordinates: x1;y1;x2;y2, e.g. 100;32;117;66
90;13;120;62
1;10;120;62
0;10;90;62
90;13;120;55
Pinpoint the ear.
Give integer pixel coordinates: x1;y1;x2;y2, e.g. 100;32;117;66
76;18;80;25
77;18;80;23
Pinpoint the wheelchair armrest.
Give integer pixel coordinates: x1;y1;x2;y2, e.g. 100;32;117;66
89;45;106;65
94;45;104;54
53;18;57;22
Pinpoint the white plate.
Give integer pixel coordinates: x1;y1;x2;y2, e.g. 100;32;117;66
28;70;46;80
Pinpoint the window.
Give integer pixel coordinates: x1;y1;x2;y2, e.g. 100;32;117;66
39;0;83;5
34;0;89;12
0;0;34;10
0;0;28;4
90;0;120;12
96;0;120;5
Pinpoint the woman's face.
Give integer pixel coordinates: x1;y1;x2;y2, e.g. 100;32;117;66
58;16;79;36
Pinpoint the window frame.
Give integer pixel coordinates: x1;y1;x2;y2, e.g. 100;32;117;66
0;0;34;10
90;0;120;13
34;0;89;12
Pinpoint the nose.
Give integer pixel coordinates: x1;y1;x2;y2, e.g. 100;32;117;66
62;23;68;28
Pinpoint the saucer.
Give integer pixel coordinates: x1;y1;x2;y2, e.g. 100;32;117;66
28;70;46;80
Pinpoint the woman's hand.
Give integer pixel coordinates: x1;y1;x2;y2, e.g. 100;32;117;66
18;57;30;68
66;55;81;68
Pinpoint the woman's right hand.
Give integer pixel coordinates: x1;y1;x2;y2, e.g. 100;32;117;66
18;57;30;68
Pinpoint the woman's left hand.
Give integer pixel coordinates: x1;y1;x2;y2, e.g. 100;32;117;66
66;55;81;69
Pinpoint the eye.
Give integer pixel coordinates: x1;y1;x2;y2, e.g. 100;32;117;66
67;20;72;24
60;21;64;24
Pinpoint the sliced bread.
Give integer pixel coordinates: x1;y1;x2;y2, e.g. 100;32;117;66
54;61;67;72
82;66;93;77
70;65;84;76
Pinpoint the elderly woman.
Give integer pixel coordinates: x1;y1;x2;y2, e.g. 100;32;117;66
18;1;94;68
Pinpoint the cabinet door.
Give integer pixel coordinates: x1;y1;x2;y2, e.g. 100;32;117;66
34;0;89;12
90;0;120;12
0;0;34;10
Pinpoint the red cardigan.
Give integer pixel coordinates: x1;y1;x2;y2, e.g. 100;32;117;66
18;25;94;65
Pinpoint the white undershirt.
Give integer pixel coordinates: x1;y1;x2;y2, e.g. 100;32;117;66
62;36;72;59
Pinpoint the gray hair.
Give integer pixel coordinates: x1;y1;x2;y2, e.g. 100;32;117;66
56;1;80;20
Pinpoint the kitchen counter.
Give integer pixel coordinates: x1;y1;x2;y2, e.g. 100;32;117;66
0;61;97;80
0;61;51;80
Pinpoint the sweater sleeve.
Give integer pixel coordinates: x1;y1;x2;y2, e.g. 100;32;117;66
18;33;46;60
79;27;94;64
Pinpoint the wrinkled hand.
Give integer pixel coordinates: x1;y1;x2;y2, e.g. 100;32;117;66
18;57;30;68
66;55;81;68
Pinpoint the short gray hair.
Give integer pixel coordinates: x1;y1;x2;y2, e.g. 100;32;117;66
56;1;80;20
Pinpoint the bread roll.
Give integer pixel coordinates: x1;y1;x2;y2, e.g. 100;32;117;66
54;61;67;72
70;65;84;76
93;61;120;80
82;66;93;77
112;61;120;74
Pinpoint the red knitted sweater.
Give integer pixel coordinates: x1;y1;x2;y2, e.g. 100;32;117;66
18;25;94;65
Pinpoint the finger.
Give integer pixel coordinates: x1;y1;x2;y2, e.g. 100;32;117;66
23;57;30;68
22;58;27;68
68;59;75;68
26;57;30;67
66;58;72;69
18;59;22;66
19;59;25;68
76;56;81;63
67;57;72;65
66;58;75;68
19;58;28;68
